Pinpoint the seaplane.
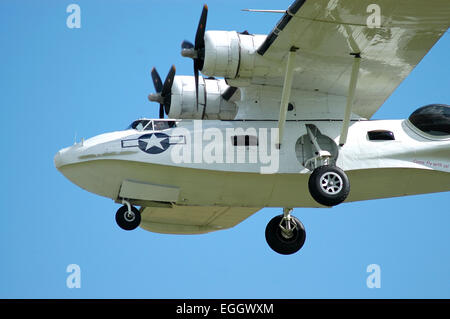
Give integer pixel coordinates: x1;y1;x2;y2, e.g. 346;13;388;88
55;0;450;255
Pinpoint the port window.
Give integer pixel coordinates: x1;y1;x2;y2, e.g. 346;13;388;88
368;130;395;141
231;135;259;146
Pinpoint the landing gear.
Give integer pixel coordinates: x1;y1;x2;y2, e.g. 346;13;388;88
265;208;306;255
115;200;141;231
302;125;350;207
308;165;350;207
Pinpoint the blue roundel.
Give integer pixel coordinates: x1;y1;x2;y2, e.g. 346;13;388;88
137;133;170;154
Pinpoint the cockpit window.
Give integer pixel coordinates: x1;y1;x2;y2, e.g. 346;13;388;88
409;104;450;137
127;119;176;131
153;120;176;131
127;120;153;131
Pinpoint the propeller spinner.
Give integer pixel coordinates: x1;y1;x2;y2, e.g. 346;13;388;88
148;65;176;118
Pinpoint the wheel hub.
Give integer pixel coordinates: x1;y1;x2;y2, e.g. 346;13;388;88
124;211;135;222
320;172;343;194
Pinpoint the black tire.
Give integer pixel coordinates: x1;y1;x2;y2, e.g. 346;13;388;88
115;205;141;231
308;165;350;207
265;215;306;255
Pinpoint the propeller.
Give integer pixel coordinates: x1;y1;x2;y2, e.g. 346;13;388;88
181;4;208;117
148;65;176;118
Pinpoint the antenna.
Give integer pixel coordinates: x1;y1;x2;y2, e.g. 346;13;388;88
242;9;286;13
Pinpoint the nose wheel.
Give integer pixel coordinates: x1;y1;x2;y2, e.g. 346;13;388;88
265;208;306;255
115;201;141;231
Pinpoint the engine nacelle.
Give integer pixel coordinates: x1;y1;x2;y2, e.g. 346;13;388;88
168;76;237;120
201;31;266;79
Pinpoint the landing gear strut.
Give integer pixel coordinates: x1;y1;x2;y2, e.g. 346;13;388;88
265;208;306;255
115;200;141;231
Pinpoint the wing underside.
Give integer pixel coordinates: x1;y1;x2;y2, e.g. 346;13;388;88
140;205;261;234
254;0;450;118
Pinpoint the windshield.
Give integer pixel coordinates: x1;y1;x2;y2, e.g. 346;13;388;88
127;119;153;131
127;119;176;131
409;104;450;137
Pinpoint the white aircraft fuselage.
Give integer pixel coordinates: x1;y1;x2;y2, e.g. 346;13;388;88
55;118;450;209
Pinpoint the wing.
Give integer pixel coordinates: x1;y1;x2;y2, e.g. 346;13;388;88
139;205;261;234
255;0;450;119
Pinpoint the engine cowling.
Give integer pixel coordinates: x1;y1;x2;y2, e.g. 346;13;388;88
201;31;266;79
167;76;237;120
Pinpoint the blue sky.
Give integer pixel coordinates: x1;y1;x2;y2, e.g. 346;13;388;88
0;0;449;298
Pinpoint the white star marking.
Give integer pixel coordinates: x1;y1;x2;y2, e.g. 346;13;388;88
141;134;166;151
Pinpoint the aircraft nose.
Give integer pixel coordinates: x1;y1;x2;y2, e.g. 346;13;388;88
54;146;76;170
54;150;64;169
54;142;119;200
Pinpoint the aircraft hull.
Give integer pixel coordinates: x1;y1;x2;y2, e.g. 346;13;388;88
58;159;450;208
55;119;450;208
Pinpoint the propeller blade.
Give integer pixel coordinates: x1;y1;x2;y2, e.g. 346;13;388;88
159;104;164;119
194;5;208;115
201;80;207;120
195;4;208;52
162;65;176;116
194;61;199;112
151;67;163;93
161;65;176;97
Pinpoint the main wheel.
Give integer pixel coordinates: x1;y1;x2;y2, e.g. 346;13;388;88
265;215;306;255
115;205;141;231
308;165;350;207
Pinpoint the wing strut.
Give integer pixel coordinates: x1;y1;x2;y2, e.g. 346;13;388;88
276;46;298;148
339;53;361;146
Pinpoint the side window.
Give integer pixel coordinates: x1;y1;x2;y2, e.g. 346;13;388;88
153;121;176;131
367;130;395;141
231;135;259;146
